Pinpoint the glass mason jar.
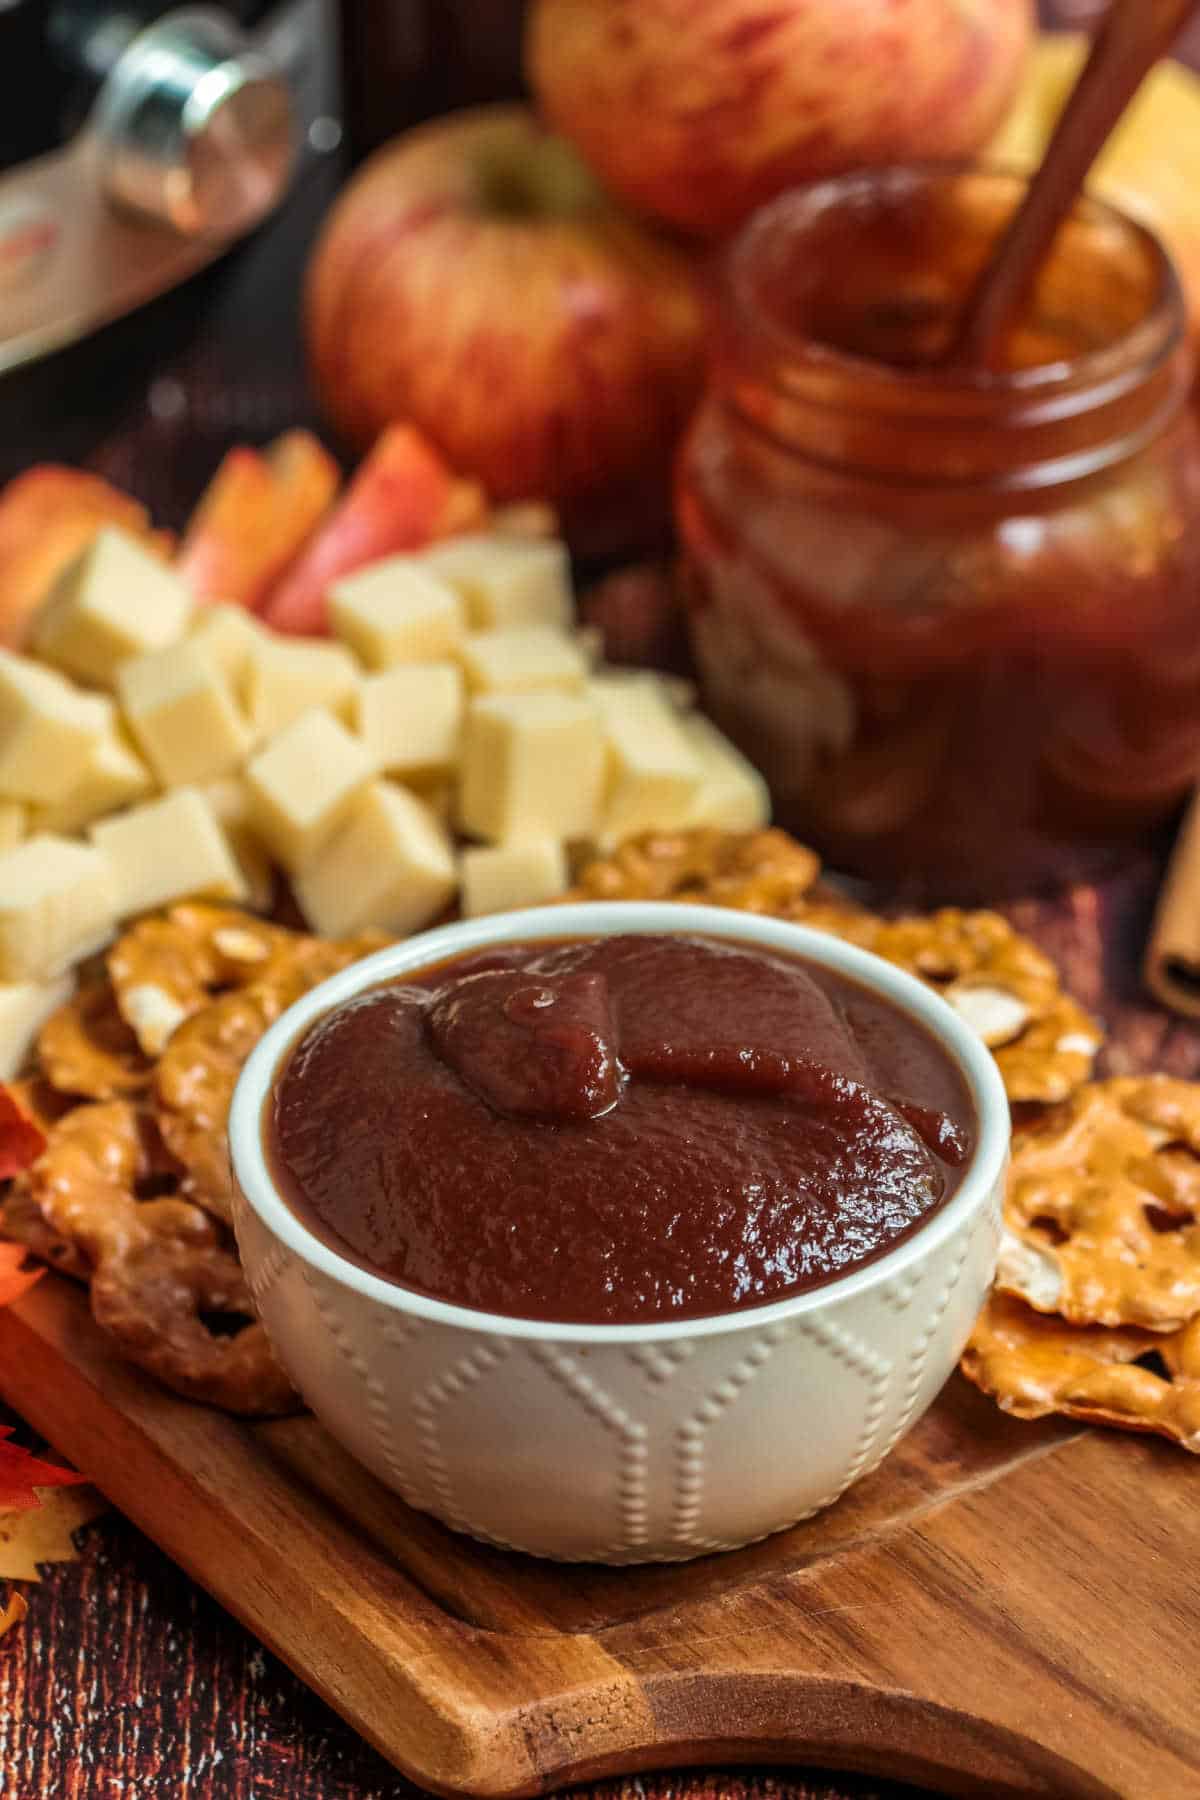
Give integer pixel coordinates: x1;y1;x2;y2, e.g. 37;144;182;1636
676;167;1200;903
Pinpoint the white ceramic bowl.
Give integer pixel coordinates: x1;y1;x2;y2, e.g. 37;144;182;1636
230;903;1009;1564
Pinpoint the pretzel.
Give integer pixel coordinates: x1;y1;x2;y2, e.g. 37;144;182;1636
37;978;153;1100
23;1101;216;1268
153;988;291;1227
787;890;881;940
961;1291;1200;1452
1;1180;91;1282
107;906;307;1055
568;828;822;914
90;1234;297;1416
997;1076;1200;1331
8;1099;296;1416
863;909;1102;1104
152;932;391;1225
3;1077;75;1136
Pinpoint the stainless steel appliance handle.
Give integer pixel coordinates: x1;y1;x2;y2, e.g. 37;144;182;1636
0;0;324;374
92;5;296;236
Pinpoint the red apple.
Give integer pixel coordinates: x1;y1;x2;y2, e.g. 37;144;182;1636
526;0;1034;239
305;105;704;555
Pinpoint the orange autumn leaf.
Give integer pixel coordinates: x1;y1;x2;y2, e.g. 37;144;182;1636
0;1428;86;1514
0;1085;47;1182
0;1590;27;1644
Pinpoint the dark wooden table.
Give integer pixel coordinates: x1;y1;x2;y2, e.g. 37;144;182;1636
2;6;1198;1795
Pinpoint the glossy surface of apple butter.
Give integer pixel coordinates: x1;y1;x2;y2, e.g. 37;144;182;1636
268;933;973;1325
677;168;1200;902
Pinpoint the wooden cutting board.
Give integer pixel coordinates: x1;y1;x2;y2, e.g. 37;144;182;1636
3;857;1200;1800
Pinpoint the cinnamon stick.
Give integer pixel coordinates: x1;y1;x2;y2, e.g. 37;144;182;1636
1145;791;1200;1016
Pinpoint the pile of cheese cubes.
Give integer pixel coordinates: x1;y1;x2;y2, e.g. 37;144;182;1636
0;523;768;1074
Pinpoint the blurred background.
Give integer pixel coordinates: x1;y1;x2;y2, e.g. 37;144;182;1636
0;0;1196;513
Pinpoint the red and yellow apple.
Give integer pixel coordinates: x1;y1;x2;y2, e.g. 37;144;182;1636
305;105;704;555
526;0;1034;239
988;33;1200;347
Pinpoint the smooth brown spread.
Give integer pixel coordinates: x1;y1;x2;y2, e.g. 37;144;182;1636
269;934;974;1324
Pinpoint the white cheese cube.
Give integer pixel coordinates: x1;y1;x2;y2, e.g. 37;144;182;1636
0;835;116;981
458;692;605;844
243;636;360;738
0;651;112;804
31;730;153;836
31;528;193;689
294;780;456;938
354;662;463;776
678;713;770;832
188;603;266;702
590;674;702;844
420;534;572;630
0;801;25;850
117;640;251;785
458;626;588;697
90;787;247;917
460;838;569;917
329;560;464;669
406;772;455;827
245;707;378;872
0;974;75;1080
201;777;275;911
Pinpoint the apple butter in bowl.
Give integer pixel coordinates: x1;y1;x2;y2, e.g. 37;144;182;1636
268;933;974;1324
230;902;1009;1562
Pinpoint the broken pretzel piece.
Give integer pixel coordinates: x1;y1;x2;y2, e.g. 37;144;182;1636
569;827;822;914
999;1076;1200;1330
106;905;305;1056
863;909;1102;1105
962;1291;1200;1453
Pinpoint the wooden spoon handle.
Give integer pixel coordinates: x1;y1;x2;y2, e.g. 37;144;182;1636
951;0;1199;369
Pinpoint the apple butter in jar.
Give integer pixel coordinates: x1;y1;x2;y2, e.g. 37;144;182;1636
676;167;1200;902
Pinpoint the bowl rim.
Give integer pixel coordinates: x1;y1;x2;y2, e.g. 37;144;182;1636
229;901;1010;1344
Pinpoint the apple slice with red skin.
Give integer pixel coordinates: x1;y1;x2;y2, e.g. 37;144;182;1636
259;424;485;636
0;467;172;649
176;430;341;611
